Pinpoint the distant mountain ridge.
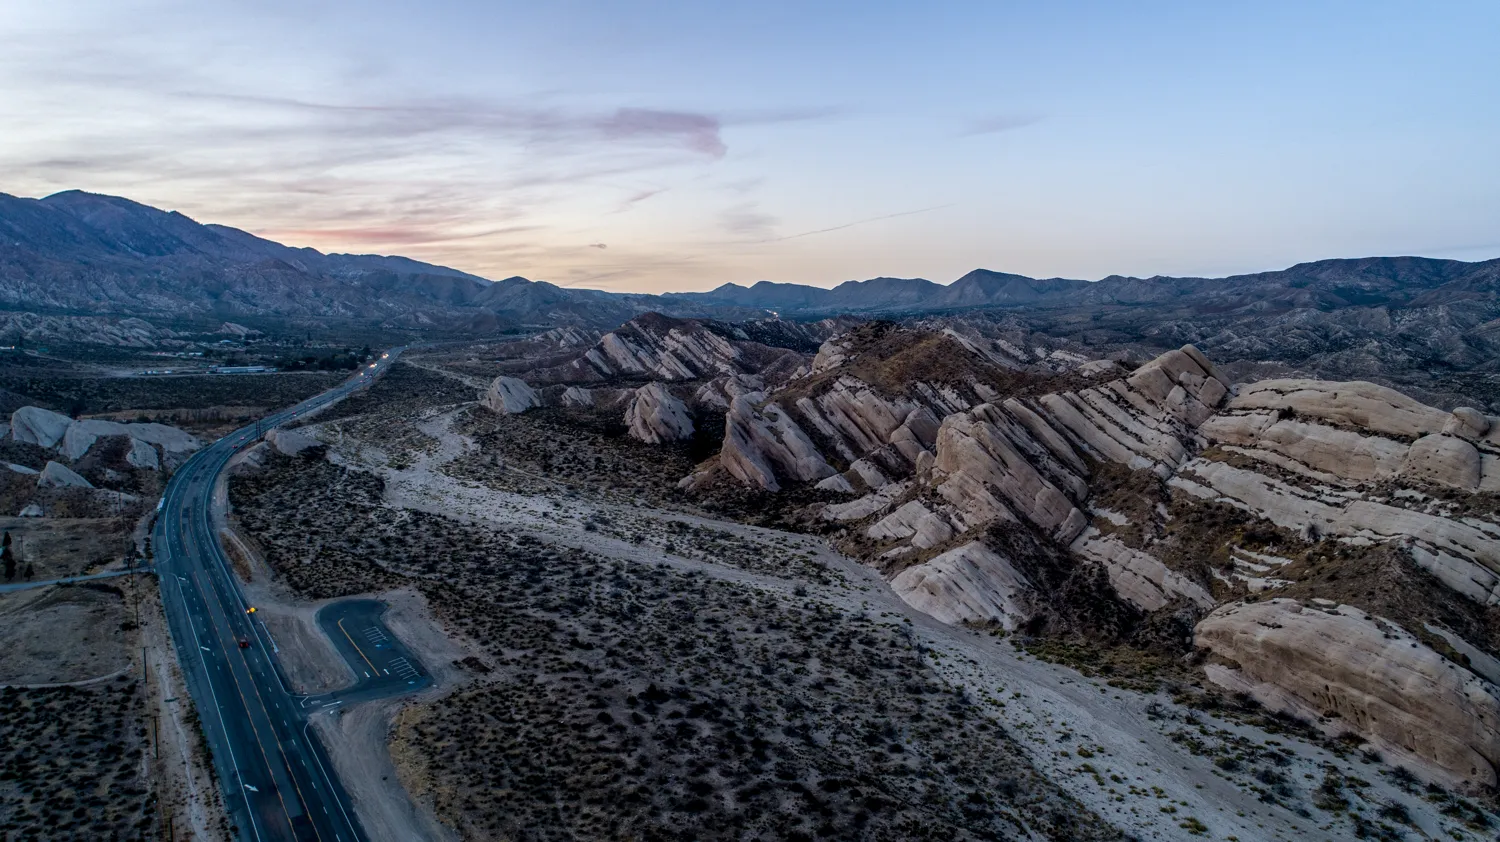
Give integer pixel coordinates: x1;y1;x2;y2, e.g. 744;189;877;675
669;258;1500;316
0;190;765;331
2;190;1496;356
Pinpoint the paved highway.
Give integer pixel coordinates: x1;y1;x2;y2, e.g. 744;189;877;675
153;349;426;842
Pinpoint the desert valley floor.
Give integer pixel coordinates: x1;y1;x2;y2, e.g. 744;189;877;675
215;354;1495;842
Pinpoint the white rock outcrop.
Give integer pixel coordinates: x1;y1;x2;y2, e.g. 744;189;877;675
625;383;694;444
560;386;595;408
705;395;835;491
1229;379;1452;439
266;427;321;457
9;407;199;469
1071;531;1213;611
37;461;92;489
1197;599;1500;786
59;419;198;464
890;542;1033;628
10;407;74;448
585;317;741;381
867;501;955;550
481;376;541;414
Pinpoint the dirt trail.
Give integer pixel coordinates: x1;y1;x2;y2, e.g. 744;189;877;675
401;357;491;391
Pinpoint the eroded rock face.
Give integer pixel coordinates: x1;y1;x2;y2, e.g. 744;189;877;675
10;407;74;448
1197;599;1500;786
585;315;742;381
867;501;955;550
481;376;540;414
1403;434;1482;490
708;396;834;491
1230;379;1451;440
889;542;1033;628
38;461;92;488
60;419;198;464
625;383;694;444
560;386;595;408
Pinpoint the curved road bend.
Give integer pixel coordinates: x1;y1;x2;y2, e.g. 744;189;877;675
154;349;428;842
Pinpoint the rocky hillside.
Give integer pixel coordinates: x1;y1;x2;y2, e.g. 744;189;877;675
681;325;1500;788
672;258;1500;408
0;405;198;515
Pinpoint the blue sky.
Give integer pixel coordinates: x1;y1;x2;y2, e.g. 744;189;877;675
2;1;1496;291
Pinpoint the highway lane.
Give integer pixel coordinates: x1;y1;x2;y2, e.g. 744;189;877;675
153;350;423;842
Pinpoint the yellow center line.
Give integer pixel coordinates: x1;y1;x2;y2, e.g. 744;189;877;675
338;618;381;674
190;571;301;839
235;626;324;842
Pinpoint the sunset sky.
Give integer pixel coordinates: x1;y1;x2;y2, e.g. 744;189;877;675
2;0;1497;291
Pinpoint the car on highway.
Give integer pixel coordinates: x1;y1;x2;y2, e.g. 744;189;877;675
237;638;251;649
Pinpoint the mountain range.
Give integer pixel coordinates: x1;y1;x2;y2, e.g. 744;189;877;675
2;190;1498;401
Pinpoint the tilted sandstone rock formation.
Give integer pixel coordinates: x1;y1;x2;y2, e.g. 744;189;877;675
681;327;1500;785
481;376;541;414
625;383;694;444
582;313;744;381
889;542;1033;628
707;395;836;492
38;460;92;488
560;386;595;407
1197;599;1500;786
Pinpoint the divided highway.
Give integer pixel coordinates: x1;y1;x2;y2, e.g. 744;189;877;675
153;350;425;842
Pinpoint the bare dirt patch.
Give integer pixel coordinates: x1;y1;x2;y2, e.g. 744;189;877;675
0;516;133;581
0;584;133;685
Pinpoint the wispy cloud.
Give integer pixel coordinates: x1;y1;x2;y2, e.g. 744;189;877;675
720;203;779;239
959;113;1043;137
0;8;843;290
752;204;954;243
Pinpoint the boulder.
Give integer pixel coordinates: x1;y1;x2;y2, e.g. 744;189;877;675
126;439;159;469
5;463;38;476
1197;599;1500;786
37;461;92;489
1403;434;1481;490
625;383;694;444
10;407;74;448
890;542;1033;628
1445;407;1491;439
481;376;540;414
18;503;42;517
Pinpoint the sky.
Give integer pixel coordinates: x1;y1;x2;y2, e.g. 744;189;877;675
1;1;1497;292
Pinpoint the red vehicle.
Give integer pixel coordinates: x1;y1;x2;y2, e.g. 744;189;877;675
238;638;251;649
